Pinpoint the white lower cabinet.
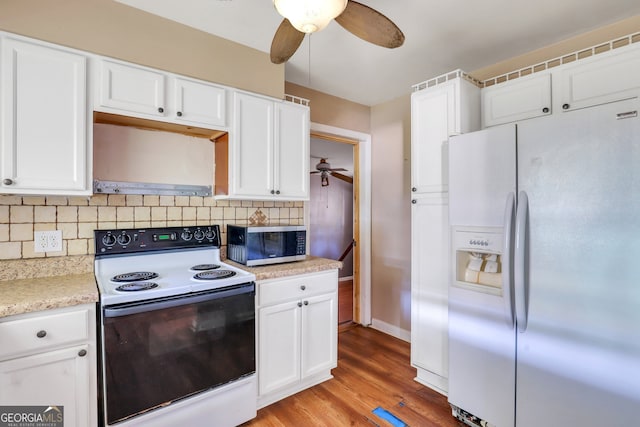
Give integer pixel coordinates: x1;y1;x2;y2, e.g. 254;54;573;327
410;194;450;395
257;270;338;408
0;304;97;427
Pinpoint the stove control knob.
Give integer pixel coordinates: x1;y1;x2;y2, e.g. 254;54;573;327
116;234;131;246
194;229;205;241
102;234;117;247
181;230;193;241
205;229;215;240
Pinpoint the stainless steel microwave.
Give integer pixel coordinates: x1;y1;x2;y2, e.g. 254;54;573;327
227;225;306;266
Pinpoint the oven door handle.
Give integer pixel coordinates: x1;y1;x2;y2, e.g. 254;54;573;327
103;283;255;318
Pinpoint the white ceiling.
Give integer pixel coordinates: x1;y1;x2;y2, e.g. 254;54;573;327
115;0;640;106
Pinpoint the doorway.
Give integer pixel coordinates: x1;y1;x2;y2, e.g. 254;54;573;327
308;131;360;325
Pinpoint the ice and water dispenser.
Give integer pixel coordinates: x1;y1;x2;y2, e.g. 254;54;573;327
452;228;505;295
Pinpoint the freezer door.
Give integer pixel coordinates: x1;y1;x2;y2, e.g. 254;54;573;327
515;98;640;427
449;125;517;227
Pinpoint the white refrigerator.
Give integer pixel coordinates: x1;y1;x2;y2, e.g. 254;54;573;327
447;98;640;427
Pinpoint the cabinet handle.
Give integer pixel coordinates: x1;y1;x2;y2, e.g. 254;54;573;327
158;107;164;113
562;103;570;110
542;107;549;113
78;349;87;357
177;111;183;117
297;302;303;307
411;199;417;204
300;285;306;290
411;187;417;192
303;301;309;306
2;178;13;186
36;330;47;338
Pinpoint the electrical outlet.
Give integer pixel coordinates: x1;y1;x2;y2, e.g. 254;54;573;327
34;230;63;252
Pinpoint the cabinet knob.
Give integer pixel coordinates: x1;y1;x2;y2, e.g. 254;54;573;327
562;104;570;110
177;111;183;117
78;349;87;357
300;285;306;290
303;301;309;306
36;330;47;338
411;187;417;192
158;107;164;113
270;190;275;195
297;302;303;307
2;178;13;186
411;199;417;204
542;107;550;113
275;190;281;195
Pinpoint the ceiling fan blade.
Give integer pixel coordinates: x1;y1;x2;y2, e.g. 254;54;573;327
270;18;305;64
335;1;404;49
331;172;354;184
310;171;321;174
329;168;348;172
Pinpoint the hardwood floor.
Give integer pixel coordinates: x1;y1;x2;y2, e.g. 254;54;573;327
243;326;461;426
338;278;354;324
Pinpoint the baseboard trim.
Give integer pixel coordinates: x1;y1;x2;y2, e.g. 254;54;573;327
370;318;411;342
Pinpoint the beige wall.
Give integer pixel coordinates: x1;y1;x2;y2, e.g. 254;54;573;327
285;82;371;133
0;0;283;99
370;95;412;331
472;15;640;81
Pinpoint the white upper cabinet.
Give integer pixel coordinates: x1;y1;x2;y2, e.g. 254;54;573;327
225;92;309;200
98;60;166;117
411;77;480;193
95;59;228;129
274;101;310;200
0;36;90;195
557;42;640;112
173;77;226;128
482;73;552;127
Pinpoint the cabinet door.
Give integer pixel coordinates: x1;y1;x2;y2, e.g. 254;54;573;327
301;292;337;379
98;60;166;117
482;73;551;127
0;344;91;427
231;93;274;197
410;194;449;391
258;300;301;395
558;44;640;112
1;38;89;194
411;81;458;193
174;77;226;128
274;102;310;200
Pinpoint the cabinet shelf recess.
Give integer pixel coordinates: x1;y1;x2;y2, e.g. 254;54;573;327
93;180;211;196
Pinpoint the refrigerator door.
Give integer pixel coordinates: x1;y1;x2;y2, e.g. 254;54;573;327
448;125;518;427
449;124;517;227
516;98;640;427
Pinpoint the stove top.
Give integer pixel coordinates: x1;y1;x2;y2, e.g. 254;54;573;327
94;225;255;305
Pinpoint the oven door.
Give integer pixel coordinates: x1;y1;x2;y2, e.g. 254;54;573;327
100;283;255;425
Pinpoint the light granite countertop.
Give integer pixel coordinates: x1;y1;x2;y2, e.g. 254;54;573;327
0;256;340;318
0;273;98;318
224;256;342;281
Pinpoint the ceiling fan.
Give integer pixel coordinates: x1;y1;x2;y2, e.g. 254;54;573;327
311;158;352;186
270;0;405;64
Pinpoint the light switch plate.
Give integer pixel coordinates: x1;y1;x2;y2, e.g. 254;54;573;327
34;230;63;252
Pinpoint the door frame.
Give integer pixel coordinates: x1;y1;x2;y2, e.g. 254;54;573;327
307;122;372;326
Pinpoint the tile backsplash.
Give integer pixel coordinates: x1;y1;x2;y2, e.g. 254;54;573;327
0;194;303;279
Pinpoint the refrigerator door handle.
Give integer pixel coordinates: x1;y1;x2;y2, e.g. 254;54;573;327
515;190;529;333
502;192;516;328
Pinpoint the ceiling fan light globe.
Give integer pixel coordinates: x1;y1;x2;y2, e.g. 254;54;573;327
273;0;347;34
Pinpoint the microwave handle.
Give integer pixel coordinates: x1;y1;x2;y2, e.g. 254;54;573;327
104;283;255;318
